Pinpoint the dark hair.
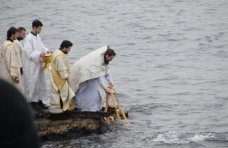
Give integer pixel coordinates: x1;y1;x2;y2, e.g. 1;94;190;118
105;49;116;56
17;27;26;32
60;40;73;49
32;20;43;28
7;27;17;40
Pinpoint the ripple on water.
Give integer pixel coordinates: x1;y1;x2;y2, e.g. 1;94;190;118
1;0;228;147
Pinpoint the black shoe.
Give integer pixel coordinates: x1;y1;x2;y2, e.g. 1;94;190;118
38;101;48;109
30;102;42;110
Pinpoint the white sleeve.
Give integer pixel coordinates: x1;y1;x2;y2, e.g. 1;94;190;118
98;73;113;89
24;38;41;63
98;76;106;89
105;73;113;84
38;35;49;52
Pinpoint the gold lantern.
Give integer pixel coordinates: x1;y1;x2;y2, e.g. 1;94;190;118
42;53;52;70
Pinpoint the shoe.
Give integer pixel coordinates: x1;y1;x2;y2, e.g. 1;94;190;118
30;102;42;110
38;100;48;109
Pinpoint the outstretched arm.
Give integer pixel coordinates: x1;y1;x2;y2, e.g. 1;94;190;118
98;74;114;94
105;73;113;88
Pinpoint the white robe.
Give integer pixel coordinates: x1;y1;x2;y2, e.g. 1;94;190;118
50;49;75;113
23;33;49;102
0;40;24;92
70;45;113;111
75;74;112;111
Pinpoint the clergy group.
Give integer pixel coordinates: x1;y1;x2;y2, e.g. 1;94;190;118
0;20;116;114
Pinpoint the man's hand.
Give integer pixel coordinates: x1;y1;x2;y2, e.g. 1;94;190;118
40;52;45;62
12;77;19;83
47;50;52;54
40;52;45;57
108;83;114;89
105;87;114;94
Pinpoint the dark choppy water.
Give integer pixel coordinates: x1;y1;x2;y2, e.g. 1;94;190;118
1;0;228;147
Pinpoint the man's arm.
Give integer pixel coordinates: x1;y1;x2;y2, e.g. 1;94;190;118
8;46;20;83
98;75;114;94
38;35;50;53
24;38;41;63
105;73;113;87
56;56;69;80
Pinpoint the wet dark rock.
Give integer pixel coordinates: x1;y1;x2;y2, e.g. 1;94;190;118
34;107;127;141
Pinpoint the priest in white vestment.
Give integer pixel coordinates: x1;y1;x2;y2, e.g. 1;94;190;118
70;46;116;111
23;20;51;110
50;40;75;114
0;27;24;92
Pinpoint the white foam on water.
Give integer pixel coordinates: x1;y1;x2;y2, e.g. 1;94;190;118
152;131;188;144
190;133;215;142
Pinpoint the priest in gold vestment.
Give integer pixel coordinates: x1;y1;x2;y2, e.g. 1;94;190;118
50;40;75;114
0;27;24;93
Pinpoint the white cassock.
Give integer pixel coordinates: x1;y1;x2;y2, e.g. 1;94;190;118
70;46;113;111
0;40;24;92
50;49;75;113
23;33;49;102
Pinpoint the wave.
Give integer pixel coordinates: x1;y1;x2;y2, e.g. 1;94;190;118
152;131;228;146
